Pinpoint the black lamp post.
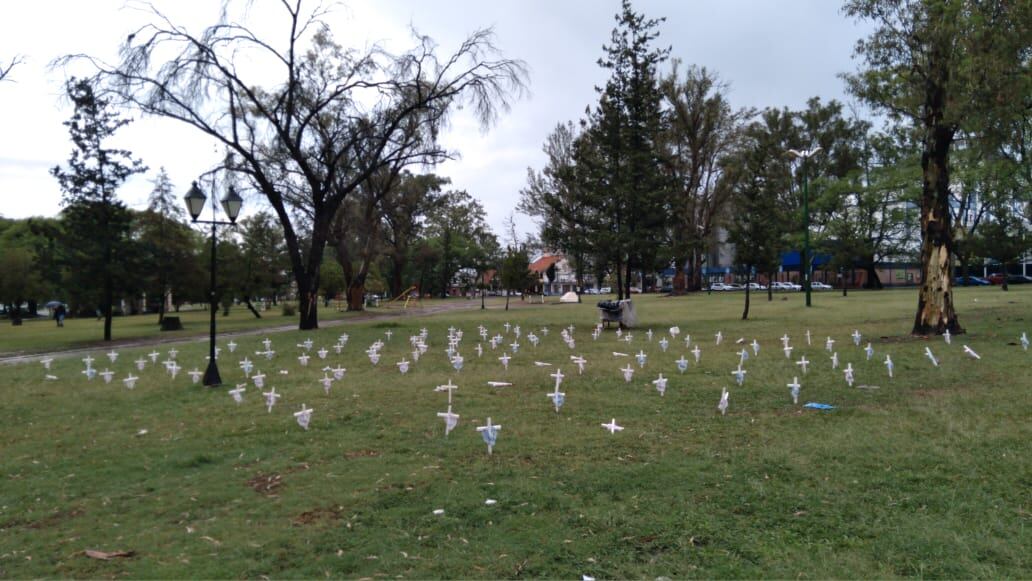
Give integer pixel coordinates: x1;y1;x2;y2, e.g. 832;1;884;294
184;181;242;387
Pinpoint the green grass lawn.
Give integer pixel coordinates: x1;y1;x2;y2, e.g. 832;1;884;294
1;287;1029;578
0;298;478;357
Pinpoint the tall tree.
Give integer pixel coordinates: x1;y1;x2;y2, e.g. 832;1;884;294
519;122;597;300
69;1;527;330
50;78;146;340
578;0;672;299
844;0;1030;335
661;62;749;292
725;109;794;319
381;173;448;298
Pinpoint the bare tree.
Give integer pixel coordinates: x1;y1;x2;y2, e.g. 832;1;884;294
661;61;750;292
0;55;23;83
59;1;527;329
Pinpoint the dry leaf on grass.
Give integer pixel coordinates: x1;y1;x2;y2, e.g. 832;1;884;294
84;549;135;560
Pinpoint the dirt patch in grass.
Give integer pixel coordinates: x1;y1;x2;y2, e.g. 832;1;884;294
293;505;345;526
246;464;310;496
344;450;380;459
2;507;84;530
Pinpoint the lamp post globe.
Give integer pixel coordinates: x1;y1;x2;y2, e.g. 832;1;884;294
184;181;206;221
221;186;243;223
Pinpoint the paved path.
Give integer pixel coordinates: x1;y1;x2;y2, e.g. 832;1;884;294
0;300;491;366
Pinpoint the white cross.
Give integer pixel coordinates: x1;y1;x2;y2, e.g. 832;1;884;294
962;345;980;359
830;352;839;369
675;356;688;373
476;344;483;358
166;362;180;379
148;351;160;363
298;354;310;367
731;366;746;386
566;325;575;336
437;407;460;436
718;388;729;416
451;354;464;371
368;352;381;365
612;351;629;357
513;325;521;338
796;356;809;374
168;348;178;360
503;322;511;333
262;338;272;350
227;340;237;353
339;333;349;345
601;418;624;433
397;359;410;374
317;348;328;359
715;331;723;345
294;404;313;430
943;329;951;345
621;365;635;382
925;347;938;367
385;330;393;341
783;345;793;359
435;380;458;403
499;353;511;370
83;367;97;380
334;343;344;354
411;349;421;362
188;369;203;384
844;363;855;387
646;329;654;341
780;334;790;348
510;341;520;354
122;374;138;389
1020;332;1029;351
570;355;587;374
669;326;680;337
884;355;894;378
825;337;835;352
652;374;667;396
751;339;760;356
319;374;333;393
805;329;812;346
487;381;512;387
252;373;266;389
542;327;550;336
82;355;95;369
739;349;749;365
659;338;669;352
107;350;119;363
134;358;146;371
476;417;502;454
546;384;565;413
263;387;280;412
229;384;246;403
787;377;801;404
550;368;565;389
534;361;552;367
39;357;52;371
852;329;862;346
691;345;702;363
636;350;647;368
684;334;691;347
332;366;346;380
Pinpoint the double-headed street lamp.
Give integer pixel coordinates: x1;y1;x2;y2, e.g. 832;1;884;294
184;181;243;387
787;147;822;308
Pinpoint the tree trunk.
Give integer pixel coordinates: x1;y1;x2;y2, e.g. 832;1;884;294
157;290;166;324
842;271;848;297
348;283;365;311
689;253;704;292
103;271;113;341
864;263;883;289
742;269;751;320
244;297;262;318
767;273;773;302
615;257;624;300
1001;262;1009;291
505;291;510;311
912;124;963;334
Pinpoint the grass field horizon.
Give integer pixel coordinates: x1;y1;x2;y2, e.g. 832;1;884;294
1;287;1029;578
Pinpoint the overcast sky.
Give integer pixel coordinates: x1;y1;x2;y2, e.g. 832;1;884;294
0;0;875;238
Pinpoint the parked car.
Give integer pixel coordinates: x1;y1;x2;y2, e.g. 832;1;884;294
745;282;767;291
987;273;1007;284
709;283;732;291
599;286;612;294
582;287;599;295
811;282;833;290
772;282;802;291
954;276;990;286
1007;275;1032;284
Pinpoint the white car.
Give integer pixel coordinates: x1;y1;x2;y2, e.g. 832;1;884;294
709;283;732;291
774;282;802;291
811;282;833;290
746;282;767;291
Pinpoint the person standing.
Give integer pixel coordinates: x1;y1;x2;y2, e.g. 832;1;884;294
55;304;66;327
